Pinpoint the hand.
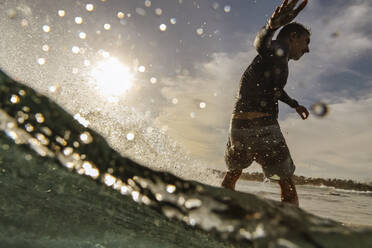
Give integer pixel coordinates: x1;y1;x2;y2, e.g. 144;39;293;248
296;105;309;120
268;0;308;30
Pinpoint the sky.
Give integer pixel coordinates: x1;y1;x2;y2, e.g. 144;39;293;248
0;0;371;182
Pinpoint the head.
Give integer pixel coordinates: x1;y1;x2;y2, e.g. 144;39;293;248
277;22;311;61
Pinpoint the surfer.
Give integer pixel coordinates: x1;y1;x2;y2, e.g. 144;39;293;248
221;0;310;206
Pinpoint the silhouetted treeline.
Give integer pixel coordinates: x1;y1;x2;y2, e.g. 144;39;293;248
212;170;372;192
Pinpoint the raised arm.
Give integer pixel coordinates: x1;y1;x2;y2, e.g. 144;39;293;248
254;0;308;57
253;25;278;57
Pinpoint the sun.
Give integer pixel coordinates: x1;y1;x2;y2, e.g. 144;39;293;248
91;57;134;101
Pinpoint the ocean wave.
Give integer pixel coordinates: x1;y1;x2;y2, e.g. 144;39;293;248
1;69;372;247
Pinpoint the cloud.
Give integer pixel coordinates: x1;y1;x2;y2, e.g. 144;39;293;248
281;95;372;181
288;0;372;101
155;40;257;163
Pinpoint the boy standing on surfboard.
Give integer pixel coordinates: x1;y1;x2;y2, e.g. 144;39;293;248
222;0;310;206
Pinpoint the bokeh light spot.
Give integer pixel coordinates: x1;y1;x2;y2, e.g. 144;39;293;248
42;25;51;33
155;8;163;16
75;17;83;24
58;10;66;17
159;24;167;31
86;4;94;12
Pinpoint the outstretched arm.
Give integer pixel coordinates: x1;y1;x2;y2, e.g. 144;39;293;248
277;89;309;120
254;0;308;57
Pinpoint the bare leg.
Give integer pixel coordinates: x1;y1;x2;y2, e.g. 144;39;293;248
221;169;242;190
278;177;299;206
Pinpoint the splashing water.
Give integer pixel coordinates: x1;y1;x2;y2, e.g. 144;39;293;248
1;0;372;247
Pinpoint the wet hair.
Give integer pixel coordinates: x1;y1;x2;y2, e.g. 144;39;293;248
277;22;310;40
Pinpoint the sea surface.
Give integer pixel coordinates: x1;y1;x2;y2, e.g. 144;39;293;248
236;180;372;227
1;70;372;247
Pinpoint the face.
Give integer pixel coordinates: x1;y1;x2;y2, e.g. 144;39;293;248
289;33;310;61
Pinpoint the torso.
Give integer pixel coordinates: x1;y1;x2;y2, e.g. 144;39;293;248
233;40;289;119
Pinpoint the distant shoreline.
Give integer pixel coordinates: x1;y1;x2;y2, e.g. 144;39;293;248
212;170;372;192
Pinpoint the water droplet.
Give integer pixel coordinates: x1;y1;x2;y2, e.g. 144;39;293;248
155;193;163;201
141;195;151;205
117;12;125;19
25;154;32;161
42;25;51;33
41;127;52;136
42;44;50;52
22;106;30;112
120;185;130;195
63;147;73;156
75;17;83;24
145;0;152;7
224;5;231;13
104;173;116;186
7;9;17;19
49;85;59;93
35;113;45;123
18;90;26;96
155;8;163;16
74;114;90;127
138;65;146;72
172;98;178;104
10;95;20;104
83;162;99;179
104;23;111;30
21;19;29;27
72;46;80;54
159;24;167;31
79;32;87;39
150;77;157;84
58;10;66;17
80;131;93;144
170;18;177;24
311;103;329;117
126;132;135;141
276;48;284;57
196;28;204;36
166;184;176;193
199;102;206;109
25;123;34;132
190;112;196;118
185;198;202;208
86;3;94;12
132;191;140;202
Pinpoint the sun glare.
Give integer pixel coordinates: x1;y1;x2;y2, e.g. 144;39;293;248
91;57;134;101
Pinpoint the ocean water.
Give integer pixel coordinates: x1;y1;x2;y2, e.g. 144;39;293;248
1;1;372;247
1;70;372;248
236;180;372;227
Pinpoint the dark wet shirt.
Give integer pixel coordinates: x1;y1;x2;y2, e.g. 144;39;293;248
233;25;299;119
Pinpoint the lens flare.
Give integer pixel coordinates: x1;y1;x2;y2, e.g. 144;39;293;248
91;57;134;99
